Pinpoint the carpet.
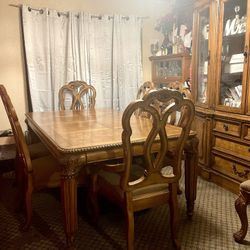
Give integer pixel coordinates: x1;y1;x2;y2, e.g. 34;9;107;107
0;172;250;250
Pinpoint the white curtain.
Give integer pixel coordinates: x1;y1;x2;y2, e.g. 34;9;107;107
113;15;143;110
22;6;143;111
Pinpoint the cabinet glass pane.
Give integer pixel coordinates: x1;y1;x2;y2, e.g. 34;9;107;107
219;0;247;108
197;8;209;104
155;60;182;78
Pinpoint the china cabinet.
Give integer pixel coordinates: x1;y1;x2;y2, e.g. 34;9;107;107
192;0;250;193
149;53;191;88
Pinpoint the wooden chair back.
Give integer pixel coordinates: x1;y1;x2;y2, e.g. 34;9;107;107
0;84;33;174
162;81;192;125
135;81;155;118
121;88;195;191
169;80;192;99
59;81;96;110
136;81;155;100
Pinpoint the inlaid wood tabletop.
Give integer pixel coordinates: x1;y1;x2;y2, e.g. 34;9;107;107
26;109;190;152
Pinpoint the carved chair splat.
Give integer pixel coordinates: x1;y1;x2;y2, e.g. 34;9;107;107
59;80;96;110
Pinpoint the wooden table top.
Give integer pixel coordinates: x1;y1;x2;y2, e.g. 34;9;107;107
26;108;196;165
0;136;16;161
0;136;15;146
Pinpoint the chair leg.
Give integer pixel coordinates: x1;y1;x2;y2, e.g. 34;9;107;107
234;190;250;243
125;193;134;250
14;157;26;212
15;165;25;212
21;175;33;231
169;183;181;249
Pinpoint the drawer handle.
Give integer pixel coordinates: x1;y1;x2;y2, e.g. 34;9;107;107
223;124;229;131
232;164;250;179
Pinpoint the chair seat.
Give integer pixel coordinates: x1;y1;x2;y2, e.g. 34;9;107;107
28;142;49;160
97;165;169;202
240;180;250;192
132;183;169;199
98;163;144;185
32;155;61;189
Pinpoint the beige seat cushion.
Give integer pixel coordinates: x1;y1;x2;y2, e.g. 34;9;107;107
98;163;145;185
32;155;61;189
240;180;250;192
98;164;169;202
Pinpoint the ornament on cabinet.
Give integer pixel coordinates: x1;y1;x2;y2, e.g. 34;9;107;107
224;5;246;36
154;10;192;55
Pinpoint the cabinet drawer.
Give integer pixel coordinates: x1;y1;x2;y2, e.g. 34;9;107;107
213;120;241;137
243;124;250;141
213;156;250;182
214;137;250;161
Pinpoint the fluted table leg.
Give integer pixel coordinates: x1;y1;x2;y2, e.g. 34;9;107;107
60;155;86;249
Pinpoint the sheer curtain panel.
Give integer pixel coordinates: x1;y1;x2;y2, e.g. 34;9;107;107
22;6;143;111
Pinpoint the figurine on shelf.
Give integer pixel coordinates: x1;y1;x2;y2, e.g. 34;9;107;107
155;13;175;55
161;34;172;55
151;41;159;56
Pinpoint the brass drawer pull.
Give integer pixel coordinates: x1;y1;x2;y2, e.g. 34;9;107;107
232;164;250;179
223;124;229;131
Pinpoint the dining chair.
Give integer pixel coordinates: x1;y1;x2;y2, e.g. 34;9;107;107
136;81;155;100
135;81;155;118
89;89;195;249
59;80;96;110
234;180;250;243
169;80;192;99
159;81;192;126
0;84;62;231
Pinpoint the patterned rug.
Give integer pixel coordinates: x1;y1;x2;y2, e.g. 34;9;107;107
0;172;250;250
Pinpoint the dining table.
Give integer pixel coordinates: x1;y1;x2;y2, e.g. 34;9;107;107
25;108;198;248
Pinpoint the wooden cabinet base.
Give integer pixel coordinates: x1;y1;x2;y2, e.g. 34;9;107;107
199;166;242;194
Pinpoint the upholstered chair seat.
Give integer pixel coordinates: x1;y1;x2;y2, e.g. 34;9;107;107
240;180;250;192
97;169;169;205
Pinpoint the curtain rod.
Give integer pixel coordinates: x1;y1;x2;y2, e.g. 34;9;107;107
9;4;149;20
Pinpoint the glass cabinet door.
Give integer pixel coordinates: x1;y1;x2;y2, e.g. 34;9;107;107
196;6;210;104
217;0;248;110
155;59;182;78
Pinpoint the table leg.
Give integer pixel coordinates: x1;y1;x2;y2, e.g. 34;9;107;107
184;136;199;217
60;155;86;249
61;175;78;248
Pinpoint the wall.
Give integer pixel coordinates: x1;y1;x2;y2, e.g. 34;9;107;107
0;0;171;131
